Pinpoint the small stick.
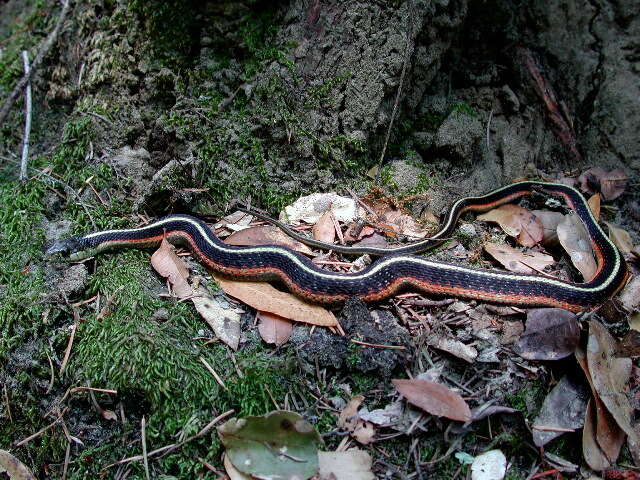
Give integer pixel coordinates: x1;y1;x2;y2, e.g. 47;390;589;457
350;339;406;350
531;425;575;433
19;50;32;182
15;408;67;446
62;440;71;480
60;311;79;374
200;357;227;390
45;351;55;394
3;385;12;423
101;409;234;470
141;417;150;480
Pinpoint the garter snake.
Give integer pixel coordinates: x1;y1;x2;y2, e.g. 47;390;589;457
46;181;629;312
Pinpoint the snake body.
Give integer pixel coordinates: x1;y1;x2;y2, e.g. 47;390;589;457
47;181;628;312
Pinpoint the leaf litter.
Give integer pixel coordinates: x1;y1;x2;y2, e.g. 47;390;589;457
152;173;636;475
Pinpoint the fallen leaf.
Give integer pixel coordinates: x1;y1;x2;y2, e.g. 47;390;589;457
583;399;612;471
587;193;601;220
318;449;375;480
600;169;628;200
150;238;192;298
218;411;321;480
392;378;471;422
575;345;626;466
532;210;565;246
225;225;313;255
358;401;403;427
257;311;293;347
352;421;375;444
224;454;253;480
313;211;336;244
579;168;607;194
587;321;638;449
338;395;365;431
619;276;640;312
192;286;241;350
470;450;507;480
532;374;589;447
351;233;389;249
515;308;580;361
578;168;628;200
606;222;633;255
484;242;555;274
344;224;376;242
151;241;241;349
213;274;337;327
380;209;430;239
557;213;597;280
427;329;478;363
318;448;376;480
478;204;543;247
470;404;519;422
0;450;36;480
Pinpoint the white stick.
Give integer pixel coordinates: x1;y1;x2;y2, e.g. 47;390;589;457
20;50;32;182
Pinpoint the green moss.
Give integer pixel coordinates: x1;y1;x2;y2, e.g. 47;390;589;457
128;0;202;68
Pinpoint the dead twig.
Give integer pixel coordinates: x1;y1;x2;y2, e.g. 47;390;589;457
3;384;12;423
101;409;235;471
15;407;68;446
350;339;406;350
59;310;79;374
142;417;150;480
0;0;72;126
19;50;32;181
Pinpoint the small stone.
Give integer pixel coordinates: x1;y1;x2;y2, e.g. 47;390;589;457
459;223;476;237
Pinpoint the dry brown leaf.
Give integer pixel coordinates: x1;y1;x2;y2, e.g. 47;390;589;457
318;449;375;480
380;209;429;239
578;168;628;200
151;241;240;349
531;374;589;447
575;346;626;464
338;395;365;431
583;399;613;471
257;311;293;347
225;225;314;255
587;321;638;450
478;204;543;246
213;274;337;327
600;169;628;200
606;222;633;255
313;211;336;244
192;287;241;350
484;242;555;274
427;329;477;363
587;193;601;220
619;276;640;313
0;450;36;480
352;421;375;444
150;238;192;298
531;210;565;246
515;308;580;361
557;213;597;281
392;378;471;422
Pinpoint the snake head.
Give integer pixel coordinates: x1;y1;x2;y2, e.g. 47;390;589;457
46;237;90;261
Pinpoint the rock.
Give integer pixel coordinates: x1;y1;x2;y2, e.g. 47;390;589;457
105;147;155;188
435;111;483;163
390;157;424;191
